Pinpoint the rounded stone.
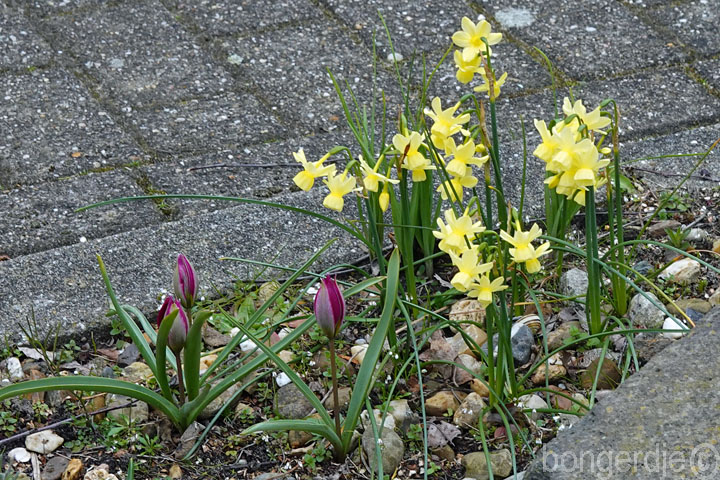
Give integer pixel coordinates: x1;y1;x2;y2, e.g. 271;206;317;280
25;430;64;454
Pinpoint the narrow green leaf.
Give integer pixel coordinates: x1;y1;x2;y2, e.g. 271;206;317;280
155;309;178;401
342;248;400;449
243;419;342;452
97;256;157;374
183;310;209;401
0;376;182;427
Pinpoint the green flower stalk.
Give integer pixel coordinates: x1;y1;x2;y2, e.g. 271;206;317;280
158;295;189;404
314;276;345;440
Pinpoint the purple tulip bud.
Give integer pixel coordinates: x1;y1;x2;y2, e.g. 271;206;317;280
158;295;189;354
173;254;198;309
313;276;345;339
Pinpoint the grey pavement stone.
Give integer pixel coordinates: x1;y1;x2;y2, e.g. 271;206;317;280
0;68;142;188
0;188;366;344
0;6;51;68
130;131;355;217
225;22;399;134
647;0;720;57
0;170;164;258
38;0;232;107
322;0;473;58
125;91;284;154
694;58;720;92
524;307;720;479
170;0;324;36
477;0;686;81
619;123;720;191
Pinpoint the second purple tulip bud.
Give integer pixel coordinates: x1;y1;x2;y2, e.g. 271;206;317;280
158;295;189;354
173;253;198;310
313;276;345;340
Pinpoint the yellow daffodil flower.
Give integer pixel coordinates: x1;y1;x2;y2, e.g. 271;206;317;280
424;97;470;149
474;71;508;100
452;17;502;63
453;49;481;84
562;97;611;134
448;246;493;292
468;273;508;307
393;131;435;182
499;223;551;273
437;166;478;202
359;159;399;192
444;137;489;177
433;208;485;255
322;170;357;212
293;149;336;191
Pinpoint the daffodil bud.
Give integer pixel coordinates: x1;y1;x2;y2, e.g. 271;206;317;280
313;276;345;340
158;295;189;354
173;254;197;310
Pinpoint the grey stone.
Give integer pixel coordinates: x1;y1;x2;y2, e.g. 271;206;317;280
106;394;149;423
173;421;204;459
559;268;588;308
0;68;142;188
387;399;417;434
41;455;70;480
199;382;241;420
25;430;64;454
628;292;666;329
117;343;140;367
275;383;314;419
659;258;702;285
6;357;24;382
462;448;513;479
171;0;324;35
647;1;720;57
479;0;685;80
0;171;163;258
525;307;720;479
481;323;534;365
633;332;673;365
362;426;404;475
453;392;486;428
38;1;232;107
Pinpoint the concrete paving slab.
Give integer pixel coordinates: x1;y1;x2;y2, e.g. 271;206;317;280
225;22;399;135
130;131;355;218
38;0;233;108
0;188;366;344
321;0;473;59
525;307;720;479
476;0;686;81
0;170;164;258
694;58;720;93
125;91;284;154
647;0;720;58
0;68;142;188
18;0;107;15
0;5;51;68
619;123;720;191
169;0;325;36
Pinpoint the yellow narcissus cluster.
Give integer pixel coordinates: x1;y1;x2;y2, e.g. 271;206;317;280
534;98;611;206
452;16;507;99
433;208;508;307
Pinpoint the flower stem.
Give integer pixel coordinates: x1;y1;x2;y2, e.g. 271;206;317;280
329;340;342;440
585;186;603;334
174;351;186;406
